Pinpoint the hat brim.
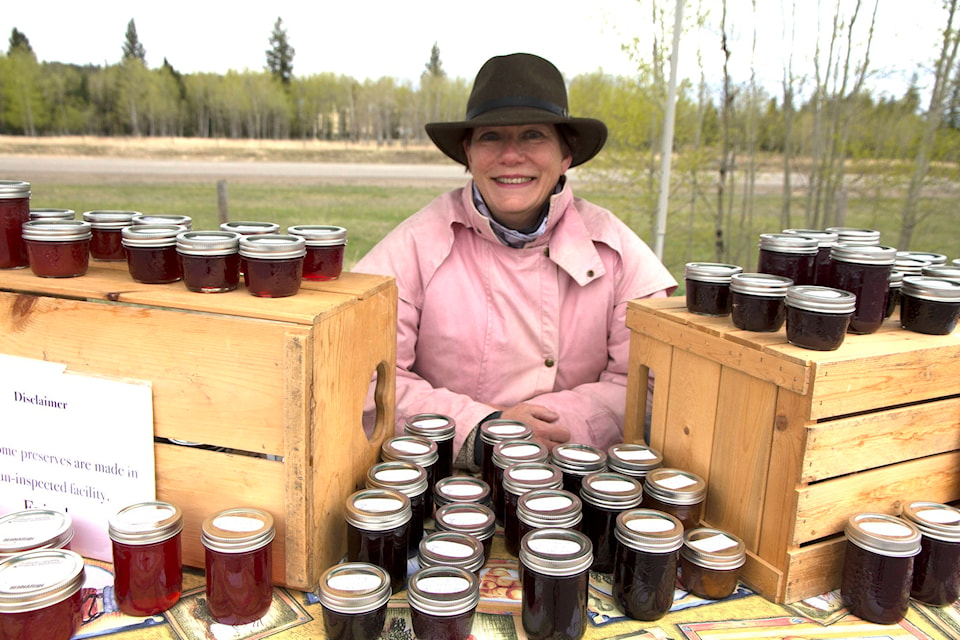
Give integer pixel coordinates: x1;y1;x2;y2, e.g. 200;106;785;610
425;108;607;168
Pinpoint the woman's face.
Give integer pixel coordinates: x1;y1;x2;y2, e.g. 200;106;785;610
463;124;572;230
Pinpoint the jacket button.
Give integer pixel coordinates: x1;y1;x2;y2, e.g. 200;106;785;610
586;270;595;278
544;358;555;368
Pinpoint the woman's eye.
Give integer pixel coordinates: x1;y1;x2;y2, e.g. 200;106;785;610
477;132;500;142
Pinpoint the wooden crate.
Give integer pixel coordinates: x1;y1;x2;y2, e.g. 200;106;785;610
624;297;960;603
0;265;397;591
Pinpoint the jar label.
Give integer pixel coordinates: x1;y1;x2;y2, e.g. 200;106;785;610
327;573;383;592
861;520;914;538
212;515;264;533
443;512;488;526
503;444;541;458
560;449;601;462
392;441;430;454
916;508;960;526
528;538;581;555
656;474;697;490
526;496;572;512
589;479;635;493
615;448;657;461
417;576;470;594
412;418;449;429
425;540;473;558
375;468;421;483
354;498;404;513
626;517;675;533
442;484;483;498
509;468;554;482
690;533;738;553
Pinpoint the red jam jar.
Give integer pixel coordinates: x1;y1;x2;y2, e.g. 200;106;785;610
132;213;192;228
22;219;92;278
841;512;921;624
492;440;549;524
503;462;564;556
785;285;857;351
345;488;412;593
239;234;306;298
678;527;746;599
782;229;839;285
613;509;684;621
0;549;85;640
381;435;439;518
408;565;480;640
900;501;960;606
433;475;492;511
365;460;428;557
83;210;138;261
757;232;818;285
607;443;663;482
418;531;486;575
517;489;583;545
108;501;183;616
641;468;707;531
317;562;391;640
580;472;644;573
480;419;533;491
550;442;608;496
433;503;496;563
201;507;276;625
827;243;896;334
0;180;31;270
176;230;242;293
287;224;347;281
404;413;456;483
0;509;74;560
30;208;75;221
122;224;187;284
684;262;742;316
519;528;592;640
730;272;792;332
899;276;960;335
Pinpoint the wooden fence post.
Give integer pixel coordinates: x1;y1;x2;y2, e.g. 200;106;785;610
217;180;229;223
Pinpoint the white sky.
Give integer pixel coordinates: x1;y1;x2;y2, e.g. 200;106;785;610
1;1;950;101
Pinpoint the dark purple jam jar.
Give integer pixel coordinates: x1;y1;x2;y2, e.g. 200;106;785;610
900;501;960;606
782;229;839;285
492;440;549;524
684;262;742;316
578;472;643;573
365;460;428;557
317;562;391;640
418;531;486;575
757;233;818;285
641;468;706;531
381;435;439;518
176;230;241;293
407;566;480;640
404;413;456;483
785;285;857;351
899;276;960;335
885;271;903;319
841;512;921;624
344;488;411;593
606;443;663;482
83;210;137;261
613;509;684;621
519;528;593;640
550;443;608;496
503;462;564;556
433;476;492;512
827;243;896;334
122;224;187;284
730;272;792;332
479;420;533;492
433;503;496;563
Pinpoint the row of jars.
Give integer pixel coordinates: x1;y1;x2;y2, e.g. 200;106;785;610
0;503;276;640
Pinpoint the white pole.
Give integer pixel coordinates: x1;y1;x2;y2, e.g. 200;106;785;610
654;0;685;260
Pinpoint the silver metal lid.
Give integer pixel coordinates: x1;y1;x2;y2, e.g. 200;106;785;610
0;180;30;198
317;562;391;614
418;531;485;573
607;443;663;477
922;265;960;279
366;461;428;498
825;227;881;246
519;528;593;576
404;413;456;442
433;476;491;507
132;213;192;228
829;243;897;266
220;221;280;235
502;462;564;496
679;527;746;570
517;489;583;529
898;250;947;266
200;507;276;553
684;262;743;284
900;501;960;542
493;440;549;470
888;270;904;286
381;435;439;467
21;219;91;242
550;443;608;475
479;420;533;446
30;208;75;221
730;272;793;296
579;472;643;510
0;509;74;555
894;257;931;275
121;224;188;247
782;229;839;247
758;233;818;254
108;501;183;545
845;512;921;557
901;275;960;302
615;509;684;553
287;225;347;246
82;210;138;228
175;230;241;256
434;503;496;541
238;233;307;259
643;468;707;505
785;285;857;314
0;549;85;613
407;566;480;617
345;488;412;531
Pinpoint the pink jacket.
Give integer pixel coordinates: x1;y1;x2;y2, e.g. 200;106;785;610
353;180;677;455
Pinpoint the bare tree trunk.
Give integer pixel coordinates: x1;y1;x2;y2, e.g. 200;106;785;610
716;0;733;263
781;0;798;229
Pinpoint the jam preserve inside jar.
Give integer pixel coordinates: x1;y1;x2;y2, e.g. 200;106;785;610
418;531;486;575
684;262;742;316
757;233;818;285
730;272;792;332
365;461;428;557
0;549;86;640
434;503;496;562
678;527;746;600
480;420;533;491
613;509;684;621
380;435;439;517
519;528;593;640
407;565;480;640
606;443;663;482
578;472;643;573
785;285;857;351
176;230;242;293
317;562;391;640
550;442;608;496
517;489;583;547
404;413;456;483
434;475;492;512
641;468;707;531
22;220;92;278
345;488;412;593
782;229;839;285
900;501;960;606
841;512;921;624
239;234;306;298
503;463;564;556
83;210;138;261
287;224;347;281
492;439;549;524
0;180;31;270
885;271;903;318
122;224;187;284
827;243;896;334
899;276;960;335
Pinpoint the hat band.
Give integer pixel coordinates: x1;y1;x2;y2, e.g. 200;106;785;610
466;96;569;120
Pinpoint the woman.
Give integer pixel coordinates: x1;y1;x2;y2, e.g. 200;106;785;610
354;53;676;469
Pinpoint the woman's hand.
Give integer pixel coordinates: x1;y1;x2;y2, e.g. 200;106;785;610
498;403;570;451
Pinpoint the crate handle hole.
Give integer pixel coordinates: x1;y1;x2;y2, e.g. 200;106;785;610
362;360;390;443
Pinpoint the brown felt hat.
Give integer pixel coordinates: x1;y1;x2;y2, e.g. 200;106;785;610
425;53;608;168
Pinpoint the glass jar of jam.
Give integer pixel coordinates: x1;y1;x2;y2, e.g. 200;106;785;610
782;229;839;285
317;562;391;640
517;489;583;545
479;419;533;491
0;509;74;560
885;271;903;319
176;230;242;293
898;250;947;266
108;501;183;616
825;227;881;246
899;276;960;335
827;243;896;334
287;224;347;281
22;220;92;278
0;180;31;270
30;209;75;221
404;413;456;483
365;460;428;557
684;262;742;316
433;503;496;563
0;549;85;640
345;488;411;593
678;527;746;600
433;476;492;512
492;440;549;524
550;443;608;496
841;512;921;624
757;232;818;285
201;507;276;625
381;435;439;517
122;224;187;284
418;531;485;575
83;210;138;261
641;468;707;531
519;528;592;640
785;285;857;351
900;501;960;606
407;565;480;640
579;472;643;573
132;213;193;228
730;272;792;332
503;463;564;556
613;509;684;621
607;443;663;482
238;234;306;298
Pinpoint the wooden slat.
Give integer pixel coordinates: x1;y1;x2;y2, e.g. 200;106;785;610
782;537;846;603
658;349;721;479
626;333;674;446
738;550;786;604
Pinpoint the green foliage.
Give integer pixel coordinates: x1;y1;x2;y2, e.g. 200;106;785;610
7;28;33;57
266;17;295;86
122;19;146;64
424;43;444;79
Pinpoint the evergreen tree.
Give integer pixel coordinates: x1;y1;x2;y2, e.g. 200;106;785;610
266;17;295;85
8;28;34;57
424;42;445;78
122;18;146;63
